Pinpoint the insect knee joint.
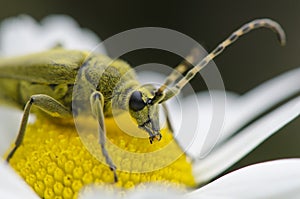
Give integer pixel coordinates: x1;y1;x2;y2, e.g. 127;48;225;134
29;97;35;104
93;92;101;100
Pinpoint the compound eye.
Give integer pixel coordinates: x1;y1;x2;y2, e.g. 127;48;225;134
129;91;146;111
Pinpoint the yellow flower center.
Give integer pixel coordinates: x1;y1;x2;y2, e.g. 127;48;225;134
6;114;196;198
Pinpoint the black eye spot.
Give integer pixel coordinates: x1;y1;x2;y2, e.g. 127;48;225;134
129;91;146;111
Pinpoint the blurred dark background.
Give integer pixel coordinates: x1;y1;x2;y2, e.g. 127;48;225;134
0;0;299;180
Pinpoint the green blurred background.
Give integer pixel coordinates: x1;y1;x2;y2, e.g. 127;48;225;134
0;0;299;181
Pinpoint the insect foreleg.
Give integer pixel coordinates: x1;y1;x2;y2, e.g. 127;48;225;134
6;94;71;162
90;91;118;183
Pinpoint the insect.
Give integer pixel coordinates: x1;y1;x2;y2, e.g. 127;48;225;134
0;19;285;182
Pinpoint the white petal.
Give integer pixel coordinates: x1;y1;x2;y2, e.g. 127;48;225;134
80;184;185;199
220;67;300;143
0;106;35;157
0;160;39;199
0;107;22;156
181;67;300;158
193;96;300;183
177;91;238;157
188;159;300;199
0;15;105;56
79;186;118;199
40;15;105;54
127;185;184;199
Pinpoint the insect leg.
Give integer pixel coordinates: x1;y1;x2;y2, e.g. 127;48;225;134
90;91;118;183
6;94;71;162
158;19;286;103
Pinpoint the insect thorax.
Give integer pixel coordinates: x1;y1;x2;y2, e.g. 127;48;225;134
73;54;141;117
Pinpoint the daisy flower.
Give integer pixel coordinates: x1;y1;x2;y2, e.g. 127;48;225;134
0;15;299;199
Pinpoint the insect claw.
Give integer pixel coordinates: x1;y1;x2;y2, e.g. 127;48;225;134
157;133;162;141
149;133;162;144
149;136;154;144
113;172;118;183
109;165;118;183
